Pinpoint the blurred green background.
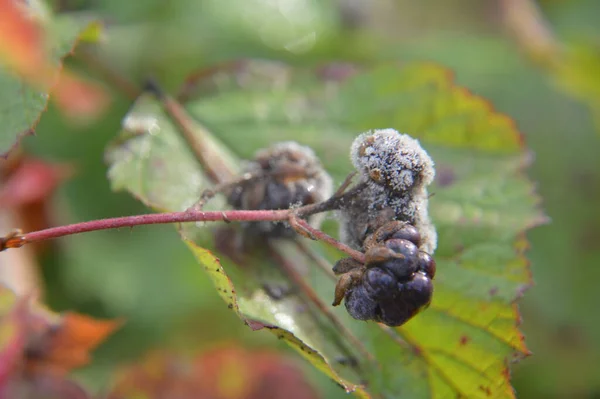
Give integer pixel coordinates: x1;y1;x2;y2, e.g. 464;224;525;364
6;0;600;397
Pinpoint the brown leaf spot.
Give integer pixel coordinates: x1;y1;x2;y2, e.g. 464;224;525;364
478;385;492;396
459;335;470;346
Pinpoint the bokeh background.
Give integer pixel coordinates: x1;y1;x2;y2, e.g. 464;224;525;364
1;0;599;397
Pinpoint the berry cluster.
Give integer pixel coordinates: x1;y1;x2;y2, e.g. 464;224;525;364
333;222;435;326
227;141;332;237
217;131;436;327
333;129;437;326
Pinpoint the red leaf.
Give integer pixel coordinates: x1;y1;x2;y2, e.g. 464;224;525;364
26;312;123;375
108;346;319;399
0;0;109;119
0;0;45;79
0;285;121;397
0;158;73;208
0;155;74;253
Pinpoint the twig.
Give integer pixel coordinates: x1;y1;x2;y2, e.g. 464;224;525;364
289;216;365;264
266;242;373;363
144;79;237;184
186;173;257;212
1;210;286;250
1;208;367;265
375;324;409;350
333;172;357;197
76;48;141;100
294;240;337;280
500;0;561;67
175;61;244;103
296;182;367;219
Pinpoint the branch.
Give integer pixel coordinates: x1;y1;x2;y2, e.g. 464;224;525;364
1;209;286;250
1;207;366;264
144;79;237;185
289;216;365;264
500;0;561;68
76;48;141;100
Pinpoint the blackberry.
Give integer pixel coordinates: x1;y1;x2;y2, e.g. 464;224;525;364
333;221;436;327
377;238;419;280
363;268;397;300
417;251;436;278
344;284;378;321
378;273;433;326
389;224;421;247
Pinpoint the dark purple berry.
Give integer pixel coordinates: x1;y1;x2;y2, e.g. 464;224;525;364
377;273;433;326
397;272;433;308
344;284;379;321
379;238;419;279
363;268;397;300
375;300;413;327
390;224;421;247
417;251;436;278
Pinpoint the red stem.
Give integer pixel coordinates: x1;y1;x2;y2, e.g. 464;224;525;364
21;209;288;244
2;208;366;264
293;218;366;264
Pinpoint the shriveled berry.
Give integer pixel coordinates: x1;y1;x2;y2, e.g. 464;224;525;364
344;284;378;321
417;251;436;278
363;267;397;300
226;141;332;237
390;224;421;247
379;238;419;279
263;181;294;210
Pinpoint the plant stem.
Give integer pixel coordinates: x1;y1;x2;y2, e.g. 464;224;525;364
1;208;366;264
144;79;237;184
291;217;365;264
2;210;285;249
500;0;561;67
76;48;141;100
294;240;337;280
266;243;373;363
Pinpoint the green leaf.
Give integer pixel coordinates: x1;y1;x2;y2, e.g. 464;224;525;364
105;61;543;398
106;94;368;395
0;10;101;158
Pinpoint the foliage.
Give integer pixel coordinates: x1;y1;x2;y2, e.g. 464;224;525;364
104;61;542;397
3;0;600;398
